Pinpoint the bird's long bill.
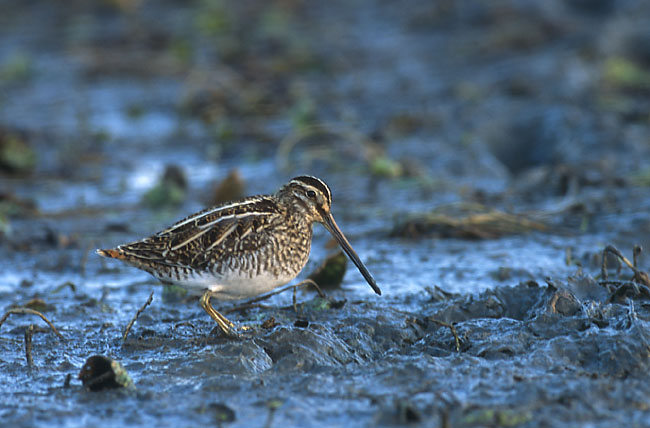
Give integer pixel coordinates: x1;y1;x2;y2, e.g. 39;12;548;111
323;213;382;295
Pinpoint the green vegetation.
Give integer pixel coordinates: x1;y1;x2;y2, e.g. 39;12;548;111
0;52;33;84
603;57;650;90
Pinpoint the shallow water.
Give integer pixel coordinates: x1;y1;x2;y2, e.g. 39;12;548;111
2;1;650;427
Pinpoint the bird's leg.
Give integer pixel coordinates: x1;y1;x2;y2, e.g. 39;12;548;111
200;290;238;337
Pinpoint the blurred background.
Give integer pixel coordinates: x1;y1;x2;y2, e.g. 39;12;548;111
2;0;650;426
2;0;650;289
2;0;649;207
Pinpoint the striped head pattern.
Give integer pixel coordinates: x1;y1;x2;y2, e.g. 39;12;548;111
278;175;381;295
277;176;333;223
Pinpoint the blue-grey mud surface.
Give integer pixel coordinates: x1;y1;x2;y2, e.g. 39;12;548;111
2;1;650;427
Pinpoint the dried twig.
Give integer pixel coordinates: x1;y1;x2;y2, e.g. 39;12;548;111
51;281;76;294
24;324;34;369
122;291;154;342
291;279;326;311
392;203;549;240
23;325;49;370
601;245;650;286
298;279;325;298
429;318;461;352
600;245;650;304
276;123;371;171
634;245;643;268
0;308;64;339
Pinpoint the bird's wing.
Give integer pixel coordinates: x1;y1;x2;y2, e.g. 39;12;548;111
114;196;282;269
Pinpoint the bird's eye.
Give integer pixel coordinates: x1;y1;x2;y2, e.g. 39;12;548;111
306;190;316;199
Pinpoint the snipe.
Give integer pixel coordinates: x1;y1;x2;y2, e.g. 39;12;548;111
97;176;381;336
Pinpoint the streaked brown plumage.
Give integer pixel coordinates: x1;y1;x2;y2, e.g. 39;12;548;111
97;176;381;336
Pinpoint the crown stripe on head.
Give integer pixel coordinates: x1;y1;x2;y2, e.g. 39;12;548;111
290;176;332;205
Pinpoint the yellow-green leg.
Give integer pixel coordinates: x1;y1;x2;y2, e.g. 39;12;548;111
200;290;237;337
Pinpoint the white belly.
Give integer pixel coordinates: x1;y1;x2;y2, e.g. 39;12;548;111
155;266;299;300
207;270;296;300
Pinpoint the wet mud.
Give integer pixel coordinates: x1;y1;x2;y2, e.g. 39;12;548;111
2;0;650;427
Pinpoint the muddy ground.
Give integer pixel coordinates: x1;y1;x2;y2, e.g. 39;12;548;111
2;0;650;427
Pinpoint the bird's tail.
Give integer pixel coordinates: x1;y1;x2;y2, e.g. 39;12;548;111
96;248;126;260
